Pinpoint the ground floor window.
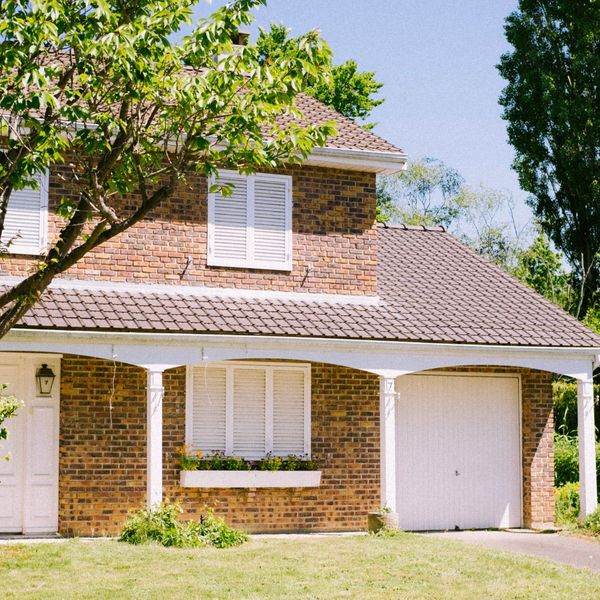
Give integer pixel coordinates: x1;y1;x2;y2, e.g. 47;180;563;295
186;362;311;459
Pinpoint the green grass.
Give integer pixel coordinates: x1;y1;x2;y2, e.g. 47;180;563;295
1;533;600;599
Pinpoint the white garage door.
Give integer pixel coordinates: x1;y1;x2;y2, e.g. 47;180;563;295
395;373;522;531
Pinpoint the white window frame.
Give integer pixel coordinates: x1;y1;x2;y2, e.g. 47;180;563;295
186;361;311;459
3;170;49;256
207;171;293;271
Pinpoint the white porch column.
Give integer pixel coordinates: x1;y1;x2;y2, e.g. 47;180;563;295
380;376;397;511
147;367;165;509
578;373;597;520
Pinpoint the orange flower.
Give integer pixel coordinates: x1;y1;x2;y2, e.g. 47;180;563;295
196;450;203;459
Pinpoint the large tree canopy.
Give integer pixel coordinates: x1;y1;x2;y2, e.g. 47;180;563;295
498;0;600;317
257;23;383;128
0;0;335;338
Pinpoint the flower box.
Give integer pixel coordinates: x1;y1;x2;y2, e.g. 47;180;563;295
180;470;322;489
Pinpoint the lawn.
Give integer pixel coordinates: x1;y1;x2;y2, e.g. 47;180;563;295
2;533;600;599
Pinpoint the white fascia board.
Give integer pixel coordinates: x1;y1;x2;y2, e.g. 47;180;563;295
305;147;408;175
3;329;599;381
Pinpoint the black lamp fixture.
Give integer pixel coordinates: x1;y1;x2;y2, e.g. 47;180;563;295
36;363;56;396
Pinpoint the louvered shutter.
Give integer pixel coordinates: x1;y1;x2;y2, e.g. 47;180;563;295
272;368;306;455
232;367;266;457
208;173;248;266
1;172;48;255
253;176;290;269
191;366;227;453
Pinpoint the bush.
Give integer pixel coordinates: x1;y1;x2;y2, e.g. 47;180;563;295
555;482;580;525
120;502;248;548
553;434;600;499
553;380;600;437
583;507;600;534
554;434;579;487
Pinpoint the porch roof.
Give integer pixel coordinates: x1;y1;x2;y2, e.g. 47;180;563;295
11;225;600;348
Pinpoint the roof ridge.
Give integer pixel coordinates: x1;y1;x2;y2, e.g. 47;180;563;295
377;222;446;232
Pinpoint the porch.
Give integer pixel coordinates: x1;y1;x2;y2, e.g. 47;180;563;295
0;329;597;535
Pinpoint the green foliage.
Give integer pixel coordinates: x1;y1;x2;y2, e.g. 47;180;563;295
120;502;247;548
377;158;464;228
498;1;600;316
583;507;600;534
554;434;580;488
583;305;600;336
513;232;573;311
553;380;600;437
0;0;336;337
554;482;580;525
0;385;22;451
257;23;383;128
553;434;600;499
179;448;318;471
187;512;248;548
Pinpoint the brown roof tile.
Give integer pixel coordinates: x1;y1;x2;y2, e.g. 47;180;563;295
12;225;600;348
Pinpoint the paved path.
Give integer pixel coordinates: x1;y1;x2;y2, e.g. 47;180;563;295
425;530;600;573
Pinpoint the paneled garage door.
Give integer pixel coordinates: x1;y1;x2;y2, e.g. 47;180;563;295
395;373;522;531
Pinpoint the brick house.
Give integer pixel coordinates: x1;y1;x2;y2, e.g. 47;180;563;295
0;92;599;537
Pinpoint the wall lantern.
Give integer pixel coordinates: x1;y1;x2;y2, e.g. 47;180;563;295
36;364;56;396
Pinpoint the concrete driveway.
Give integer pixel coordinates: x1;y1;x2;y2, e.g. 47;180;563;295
425;529;600;573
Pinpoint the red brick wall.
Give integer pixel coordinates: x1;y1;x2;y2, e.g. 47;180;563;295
59;356;147;535
521;369;555;528
59;357;381;536
2;165;378;296
58;358;554;536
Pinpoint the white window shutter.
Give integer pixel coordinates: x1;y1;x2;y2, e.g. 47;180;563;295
208;173;248;266
207;171;292;270
1;172;48;255
273;369;306;456
191;366;227;453
253;176;291;269
232;367;266;457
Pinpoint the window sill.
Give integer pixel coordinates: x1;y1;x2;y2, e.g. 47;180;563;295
180;470;322;489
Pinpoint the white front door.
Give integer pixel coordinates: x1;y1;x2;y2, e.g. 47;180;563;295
0;356;60;534
395;373;522;531
0;365;25;532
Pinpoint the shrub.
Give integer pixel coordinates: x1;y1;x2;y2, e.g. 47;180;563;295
553;434;600;499
188;512;248;548
120;502;248;548
554;434;579;487
553;380;600;437
555;482;580;525
583;507;600;534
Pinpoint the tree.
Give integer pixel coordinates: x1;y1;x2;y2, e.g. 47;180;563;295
257;23;383;128
378;159;529;269
513;231;573;310
0;0;335;339
498;1;600;317
377;158;464;228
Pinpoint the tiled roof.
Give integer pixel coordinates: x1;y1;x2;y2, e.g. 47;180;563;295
15;226;600;348
293;94;403;154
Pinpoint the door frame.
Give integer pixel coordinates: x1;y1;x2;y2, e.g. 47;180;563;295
0;352;61;534
395;370;523;529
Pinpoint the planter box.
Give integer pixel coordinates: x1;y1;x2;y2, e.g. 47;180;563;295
180;470;322;489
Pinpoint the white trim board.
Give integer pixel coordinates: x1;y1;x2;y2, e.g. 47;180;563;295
2;330;599;381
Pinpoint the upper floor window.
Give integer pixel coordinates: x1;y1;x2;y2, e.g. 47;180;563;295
207;171;292;271
186;362;311;459
0;171;49;255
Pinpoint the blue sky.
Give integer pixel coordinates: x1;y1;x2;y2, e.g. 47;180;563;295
192;0;529;224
